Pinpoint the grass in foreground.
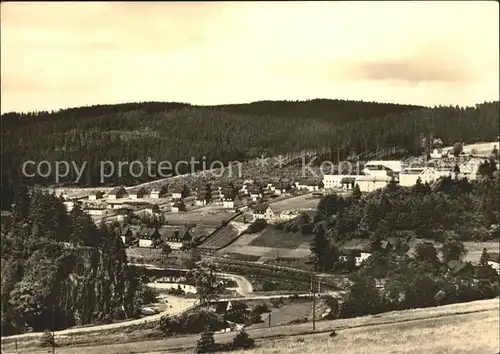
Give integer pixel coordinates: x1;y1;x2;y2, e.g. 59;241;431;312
4;298;497;354
234;308;499;354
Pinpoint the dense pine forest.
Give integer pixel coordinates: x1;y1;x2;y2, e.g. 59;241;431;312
316;175;500;246
1;99;499;208
0;187;152;335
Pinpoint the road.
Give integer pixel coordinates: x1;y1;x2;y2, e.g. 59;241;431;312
1;261;342;342
2;295;197;341
128;263;254;296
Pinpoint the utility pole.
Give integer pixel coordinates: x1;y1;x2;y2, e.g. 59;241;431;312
52;303;55;354
312;277;316;331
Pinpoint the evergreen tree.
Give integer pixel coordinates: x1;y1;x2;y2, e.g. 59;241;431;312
352;184;362;200
11;184;30;223
440;238;466;263
309;224;329;271
232;329;255;349
196;325;216;353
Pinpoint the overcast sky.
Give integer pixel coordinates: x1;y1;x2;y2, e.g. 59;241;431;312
1;1;498;113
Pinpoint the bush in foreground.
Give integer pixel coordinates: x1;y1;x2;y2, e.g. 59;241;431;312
231;329;255;350
38;330;56;348
196;326;216;353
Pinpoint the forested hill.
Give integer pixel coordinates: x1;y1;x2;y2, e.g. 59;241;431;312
1;99;499;207
211;99;424;123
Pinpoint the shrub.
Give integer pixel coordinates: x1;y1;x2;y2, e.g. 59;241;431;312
261;280;278;291
249;310;263;324
196;326;216;353
246;219;267;233
38;330;56;348
231;329;255;350
252;303;270;315
159;310;226;336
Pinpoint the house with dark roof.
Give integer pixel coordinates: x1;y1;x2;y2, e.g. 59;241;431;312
340;177;357;190
252;204;274;220
88;190;104;201
211;300;233;314
108;186;127;200
222;194;242;209
171;201;186;213
129;187;146;200
117;226;133;246
150;186;167;199
159;227;192;249
296;179;321;191
195;192;207;206
270;181;291;195
171;186;184;199
247;187;262;202
138;228;161;248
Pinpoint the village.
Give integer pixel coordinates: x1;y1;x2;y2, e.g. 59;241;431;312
47;142;499;260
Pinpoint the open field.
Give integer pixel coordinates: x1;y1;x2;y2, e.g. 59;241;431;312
250;227;314;249
198;223;241;250
249;298;329;329
268;193;320;213
163;205;236;226
216;227;312;262
235;303;500;354
6;298;497;354
442;141;499;155
462;241;500;263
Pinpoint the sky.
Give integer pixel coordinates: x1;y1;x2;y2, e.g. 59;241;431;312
1;1;498;113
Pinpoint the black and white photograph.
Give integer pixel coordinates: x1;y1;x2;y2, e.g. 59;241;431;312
0;1;499;353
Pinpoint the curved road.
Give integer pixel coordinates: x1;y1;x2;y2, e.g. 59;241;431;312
2;264;340;341
1;265;254;341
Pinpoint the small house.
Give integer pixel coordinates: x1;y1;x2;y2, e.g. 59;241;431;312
150;186;168;199
160;227;192;249
171;201;186;213
83;207;106;216
247;187;262;202
128;187;146;200
108;186;127;200
88;190;104;201
252;204;274;220
296;179;320;191
138;228;161;248
171;187;183;200
270;182;291;195
118;226;133;246
195;192;207;206
211;301;233;314
223;195;241;209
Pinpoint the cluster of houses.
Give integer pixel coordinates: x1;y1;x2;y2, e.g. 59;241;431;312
322;156;492;193
116;225;193;248
63;178;322;217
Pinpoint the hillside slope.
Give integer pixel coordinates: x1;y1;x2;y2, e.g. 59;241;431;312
1;100;498;207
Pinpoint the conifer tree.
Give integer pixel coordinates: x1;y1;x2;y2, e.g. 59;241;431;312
196;325;216;353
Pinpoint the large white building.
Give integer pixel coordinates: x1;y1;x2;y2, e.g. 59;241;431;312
363;160;402;176
322;174;345;189
399;167;437;187
355;175;393;193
